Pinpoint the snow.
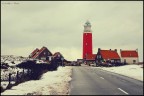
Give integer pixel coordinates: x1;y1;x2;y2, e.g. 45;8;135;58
1;66;72;95
1;55;29;66
1;55;142;95
1;55;31;91
91;64;143;81
36;60;48;64
1;82;9;89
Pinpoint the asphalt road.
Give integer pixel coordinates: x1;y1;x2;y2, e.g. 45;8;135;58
70;66;143;95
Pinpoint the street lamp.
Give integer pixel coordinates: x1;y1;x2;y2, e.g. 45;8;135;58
61;57;64;67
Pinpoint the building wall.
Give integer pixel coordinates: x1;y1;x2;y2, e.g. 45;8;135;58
83;32;92;59
37;49;52;61
121;57;139;64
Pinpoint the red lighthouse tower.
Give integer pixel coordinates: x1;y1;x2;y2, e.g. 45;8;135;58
83;21;93;59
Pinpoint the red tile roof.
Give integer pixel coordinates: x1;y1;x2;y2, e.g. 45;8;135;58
30;48;39;57
120;50;138;57
100;50;120;60
32;47;46;59
86;54;96;60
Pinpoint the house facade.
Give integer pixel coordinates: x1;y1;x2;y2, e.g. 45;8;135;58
95;48;121;64
53;52;65;66
120;49;139;64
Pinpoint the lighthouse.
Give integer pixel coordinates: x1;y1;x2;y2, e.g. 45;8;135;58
83;20;93;59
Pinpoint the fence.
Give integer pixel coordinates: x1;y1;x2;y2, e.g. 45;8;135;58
1;59;62;93
1;68;33;92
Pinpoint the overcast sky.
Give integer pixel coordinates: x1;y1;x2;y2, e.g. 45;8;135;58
1;1;143;61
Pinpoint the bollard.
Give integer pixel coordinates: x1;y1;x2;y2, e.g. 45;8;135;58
28;68;30;74
16;71;19;83
8;73;12;84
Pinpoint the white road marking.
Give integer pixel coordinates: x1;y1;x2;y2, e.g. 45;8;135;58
100;77;104;79
118;88;129;95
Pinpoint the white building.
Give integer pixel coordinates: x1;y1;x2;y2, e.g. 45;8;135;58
120;49;139;64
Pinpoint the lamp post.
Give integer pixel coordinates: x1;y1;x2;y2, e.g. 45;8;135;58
86;53;87;65
61;57;64;67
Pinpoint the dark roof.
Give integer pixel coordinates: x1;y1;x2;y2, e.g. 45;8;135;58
53;52;63;58
120;50;138;57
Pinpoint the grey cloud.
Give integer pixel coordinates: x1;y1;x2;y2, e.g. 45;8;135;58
1;1;143;61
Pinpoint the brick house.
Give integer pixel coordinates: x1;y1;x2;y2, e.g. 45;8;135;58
53;52;65;66
29;46;53;61
95;48;121;64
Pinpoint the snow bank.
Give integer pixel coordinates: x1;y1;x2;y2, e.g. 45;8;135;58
1;66;72;95
92;64;143;81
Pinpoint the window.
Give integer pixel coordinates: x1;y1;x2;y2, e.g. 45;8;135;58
41;57;46;60
124;59;126;63
133;60;136;63
111;60;114;63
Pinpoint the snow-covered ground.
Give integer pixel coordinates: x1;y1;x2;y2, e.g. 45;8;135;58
1;66;72;95
1;55;30;90
91;64;143;81
1;55;29;66
1;56;143;95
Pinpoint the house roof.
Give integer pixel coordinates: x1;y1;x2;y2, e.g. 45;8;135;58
53;52;63;58
100;50;120;60
30;48;39;57
120;50;138;57
32;46;47;59
86;54;96;60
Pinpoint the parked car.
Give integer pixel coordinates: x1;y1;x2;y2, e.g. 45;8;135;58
97;62;112;67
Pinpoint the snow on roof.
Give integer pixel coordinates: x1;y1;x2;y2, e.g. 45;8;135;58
120;50;138;57
100;50;120;60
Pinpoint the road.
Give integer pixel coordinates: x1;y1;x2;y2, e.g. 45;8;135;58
70;66;143;95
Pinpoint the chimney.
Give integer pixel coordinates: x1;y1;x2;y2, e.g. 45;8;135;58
115;49;117;52
110;49;111;50
136;48;138;52
98;48;101;51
